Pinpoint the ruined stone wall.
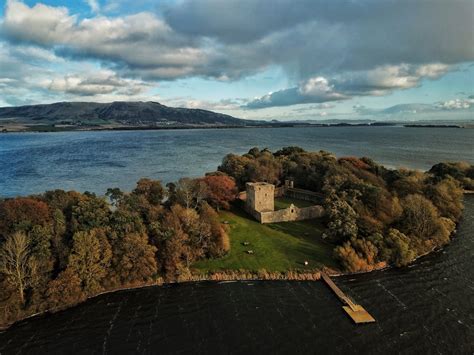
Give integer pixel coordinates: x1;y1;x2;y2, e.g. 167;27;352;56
259;204;324;224
247;208;263;223
285;188;324;203
274;186;286;197
244;182;325;224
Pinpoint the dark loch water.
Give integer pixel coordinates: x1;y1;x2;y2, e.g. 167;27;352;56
0;196;473;354
1;126;473;197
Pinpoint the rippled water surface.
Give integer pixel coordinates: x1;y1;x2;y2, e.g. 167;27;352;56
1;126;473;197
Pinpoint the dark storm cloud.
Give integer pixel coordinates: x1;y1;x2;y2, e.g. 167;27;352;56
1;0;473;106
4;0;473;82
165;0;474;75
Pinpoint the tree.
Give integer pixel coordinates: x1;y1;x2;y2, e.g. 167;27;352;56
28;225;54;280
133;178;165;205
175;178;208;209
71;196;110;232
67;229;112;295
274;146;305;157
111;233;158;284
385;229;415;267
334;238;377;273
165;182;178;206
199;175;237;210
157;211;192;278
169;204;204;263
0;232;37;304
176;178;196;209
0;198;51;236
389;170;425;197
218;153;253;188
429;162;468;181
106;188;124;207
246;147;261;158
400;194;440;239
424;178;463;220
109;207;146;238
324;194;358;242
51;209;69;270
42;189;81;212
47;268;84;308
200;203;230;256
247;152;282;185
164;203;230;263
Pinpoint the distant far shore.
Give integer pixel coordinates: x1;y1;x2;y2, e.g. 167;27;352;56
2;121;469;133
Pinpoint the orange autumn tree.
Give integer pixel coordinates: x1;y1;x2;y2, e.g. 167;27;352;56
199;175;237;210
0;198;51;236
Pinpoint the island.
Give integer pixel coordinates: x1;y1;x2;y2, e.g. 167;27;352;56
0;147;472;329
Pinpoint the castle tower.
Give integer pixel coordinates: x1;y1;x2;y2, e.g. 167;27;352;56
246;182;275;212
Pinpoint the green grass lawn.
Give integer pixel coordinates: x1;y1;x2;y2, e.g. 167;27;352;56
274;197;315;210
193;207;338;272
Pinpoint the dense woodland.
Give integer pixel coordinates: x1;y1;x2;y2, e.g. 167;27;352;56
219;147;472;271
0;175;236;327
1;146;472;327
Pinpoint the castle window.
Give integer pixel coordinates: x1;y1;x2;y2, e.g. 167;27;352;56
291;209;294;213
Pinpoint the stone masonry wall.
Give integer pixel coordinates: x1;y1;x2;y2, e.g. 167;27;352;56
259;204;324;224
243;181;325;224
246;182;274;212
284;188;323;203
274;186;286;197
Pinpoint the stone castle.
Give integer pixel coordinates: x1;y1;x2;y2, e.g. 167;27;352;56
245;180;324;224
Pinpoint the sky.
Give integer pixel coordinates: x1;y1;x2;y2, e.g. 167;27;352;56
0;0;473;121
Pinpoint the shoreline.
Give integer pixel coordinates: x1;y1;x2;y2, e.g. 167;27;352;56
0;269;326;331
1;200;468;332
0;233;459;332
1;123;469;135
0;190;470;332
0;122;412;134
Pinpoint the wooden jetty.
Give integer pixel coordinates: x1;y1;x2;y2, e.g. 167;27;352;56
321;272;375;324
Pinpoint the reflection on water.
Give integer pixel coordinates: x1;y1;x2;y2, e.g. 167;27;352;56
1;197;473;354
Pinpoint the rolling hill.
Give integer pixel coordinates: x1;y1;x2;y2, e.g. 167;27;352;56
0;101;248;127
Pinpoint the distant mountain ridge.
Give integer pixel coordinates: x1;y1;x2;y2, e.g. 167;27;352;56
0;101;247;126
